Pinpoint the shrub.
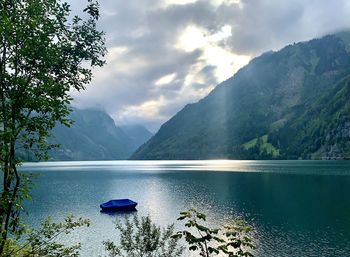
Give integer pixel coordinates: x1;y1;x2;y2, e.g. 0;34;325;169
173;209;255;257
4;215;90;257
103;215;184;257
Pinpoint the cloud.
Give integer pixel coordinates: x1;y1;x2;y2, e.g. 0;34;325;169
222;0;350;55
70;0;350;132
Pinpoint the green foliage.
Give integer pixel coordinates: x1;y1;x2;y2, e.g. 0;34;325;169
242;138;258;150
4;215;90;257
173;209;255;257
103;215;184;257
243;135;280;159
2;239;30;257
172;209;221;256
219;221;255;257
271;76;350;159
0;0;105;255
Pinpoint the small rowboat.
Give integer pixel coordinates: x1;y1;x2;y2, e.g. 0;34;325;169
100;199;137;212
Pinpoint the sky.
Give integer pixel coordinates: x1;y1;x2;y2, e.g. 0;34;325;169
70;0;350;132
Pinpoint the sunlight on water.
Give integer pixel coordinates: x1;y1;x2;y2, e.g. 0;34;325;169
23;160;350;174
21;160;350;256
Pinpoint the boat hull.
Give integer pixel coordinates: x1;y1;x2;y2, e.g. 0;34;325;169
100;199;138;212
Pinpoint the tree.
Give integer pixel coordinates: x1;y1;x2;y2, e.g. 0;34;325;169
103;215;184;257
173;209;255;257
0;0;106;255
3;215;90;257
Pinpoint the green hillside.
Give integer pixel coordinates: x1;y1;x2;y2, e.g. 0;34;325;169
19;109;152;161
132;33;350;160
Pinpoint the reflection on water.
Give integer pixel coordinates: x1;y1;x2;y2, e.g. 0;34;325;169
21;160;350;257
22;160;350;174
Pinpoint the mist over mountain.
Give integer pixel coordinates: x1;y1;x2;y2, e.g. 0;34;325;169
20;109;152;161
132;32;350;160
119;125;153;149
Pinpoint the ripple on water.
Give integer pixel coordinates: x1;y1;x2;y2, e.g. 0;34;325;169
21;160;350;256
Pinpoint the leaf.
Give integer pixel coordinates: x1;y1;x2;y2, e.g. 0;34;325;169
189;245;198;251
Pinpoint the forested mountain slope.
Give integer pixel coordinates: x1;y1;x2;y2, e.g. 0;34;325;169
20;109;152;161
132;32;350;160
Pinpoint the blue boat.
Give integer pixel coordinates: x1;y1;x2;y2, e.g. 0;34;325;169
100;199;137;211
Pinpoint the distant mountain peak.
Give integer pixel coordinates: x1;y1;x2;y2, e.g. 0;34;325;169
18;108;153;161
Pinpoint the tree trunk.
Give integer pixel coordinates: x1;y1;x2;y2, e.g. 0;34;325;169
0;142;20;256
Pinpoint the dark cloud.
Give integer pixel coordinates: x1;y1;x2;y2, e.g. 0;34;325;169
221;0;350;55
70;0;350;132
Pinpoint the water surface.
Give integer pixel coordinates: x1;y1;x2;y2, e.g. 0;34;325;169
21;160;350;256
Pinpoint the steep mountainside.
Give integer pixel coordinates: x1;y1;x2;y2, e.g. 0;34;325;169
120;125;153;149
132;33;350;160
20;109;152;161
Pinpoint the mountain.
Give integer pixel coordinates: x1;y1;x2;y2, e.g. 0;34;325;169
132;32;350;160
119;125;153;149
20;109;152;161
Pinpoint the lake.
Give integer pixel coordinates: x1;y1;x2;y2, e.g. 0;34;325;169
20;160;350;257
